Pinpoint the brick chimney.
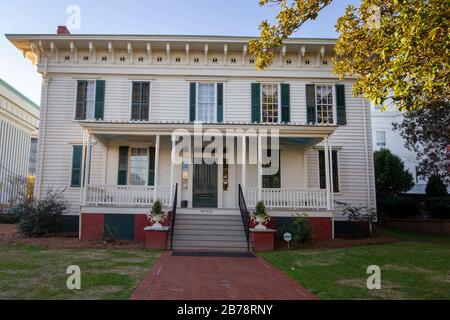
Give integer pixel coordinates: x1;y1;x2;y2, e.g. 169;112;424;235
57;26;70;35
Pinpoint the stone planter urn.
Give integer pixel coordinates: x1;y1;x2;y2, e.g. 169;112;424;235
147;200;168;229
251;201;271;230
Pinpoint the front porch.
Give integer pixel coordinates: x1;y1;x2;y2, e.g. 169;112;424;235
78;121;338;212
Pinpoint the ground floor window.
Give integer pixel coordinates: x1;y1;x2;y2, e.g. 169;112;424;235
319;149;340;193
129;148;148;186
262;149;281;189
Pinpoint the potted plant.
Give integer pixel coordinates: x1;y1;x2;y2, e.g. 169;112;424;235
147;200;167;229
250;201;271;230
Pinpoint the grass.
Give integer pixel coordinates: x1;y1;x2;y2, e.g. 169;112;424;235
260;229;450;300
0;244;161;300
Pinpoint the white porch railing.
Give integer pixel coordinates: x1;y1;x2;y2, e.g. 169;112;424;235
85;185;171;207
246;188;328;209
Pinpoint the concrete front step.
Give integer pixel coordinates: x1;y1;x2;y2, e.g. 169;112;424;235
170;212;251;252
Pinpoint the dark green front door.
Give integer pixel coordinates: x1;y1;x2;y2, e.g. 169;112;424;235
193;163;218;208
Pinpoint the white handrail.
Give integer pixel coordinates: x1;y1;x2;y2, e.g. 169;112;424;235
245;188;328;209
86;185;171;207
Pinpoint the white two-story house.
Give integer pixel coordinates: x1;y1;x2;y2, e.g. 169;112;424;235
7;28;376;250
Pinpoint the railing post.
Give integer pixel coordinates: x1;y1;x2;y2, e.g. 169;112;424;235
324;137;331;210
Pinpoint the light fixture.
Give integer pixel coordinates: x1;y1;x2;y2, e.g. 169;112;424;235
286;59;292;64
212;57;218;63
231;57;236;63
305;59;310;65
83;56;89;61
176;57;181;62
120;56;125;61
249;58;255;64
322;60;328;65
65;55;70;61
194;57;200;63
138;56;144;62
157;56;162;62
101;56;107;61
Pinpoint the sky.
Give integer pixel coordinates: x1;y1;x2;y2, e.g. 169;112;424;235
0;0;358;105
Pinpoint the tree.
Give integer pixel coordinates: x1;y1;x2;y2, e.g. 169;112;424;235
374;149;414;200
426;175;448;197
393;101;450;185
249;0;449;111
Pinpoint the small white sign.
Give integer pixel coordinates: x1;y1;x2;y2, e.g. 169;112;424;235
283;232;292;242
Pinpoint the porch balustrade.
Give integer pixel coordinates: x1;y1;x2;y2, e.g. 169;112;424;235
245;188;328;210
85;185;171;207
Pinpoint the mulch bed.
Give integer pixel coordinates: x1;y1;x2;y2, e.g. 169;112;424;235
0;224;144;250
275;235;398;251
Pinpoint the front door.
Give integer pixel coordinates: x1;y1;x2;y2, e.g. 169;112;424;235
193;163;218;208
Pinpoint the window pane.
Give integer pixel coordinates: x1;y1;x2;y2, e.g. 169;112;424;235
376;131;386;146
316;85;334;124
197;83;215;122
85;81;96;120
262;84;279;123
131;82;150;120
130;148;148;186
28;138;38;176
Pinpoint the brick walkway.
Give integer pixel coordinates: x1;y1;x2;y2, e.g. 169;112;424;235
131;251;318;300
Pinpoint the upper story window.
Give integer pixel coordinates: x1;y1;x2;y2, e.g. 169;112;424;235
131;82;150;121
197;83;216;122
189;82;224;123
316;85;334;124
261;84;279;124
75;80;105;120
376;131;386;147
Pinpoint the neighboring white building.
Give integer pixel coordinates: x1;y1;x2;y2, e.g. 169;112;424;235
7;30;376;246
371;104;427;194
0;79;40;206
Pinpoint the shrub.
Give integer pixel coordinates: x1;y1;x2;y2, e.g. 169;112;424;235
15;189;70;237
426;198;450;219
254;201;269;217
292;214;313;244
426;175;448;197
336;201;377;237
374;149;414;200
0;210;20;224
151;200;163;215
379;197;421;219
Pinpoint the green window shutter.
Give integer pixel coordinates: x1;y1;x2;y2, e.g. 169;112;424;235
281;83;290;123
319;150;326;189
336;84;347;125
217;83;224;123
75;81;87;120
94;80;105;120
332;151;340;192
189;83;196;122
251;83;261;123
148;147;156;186
306;84;316;124
71;145;83;187
118;146;129;185
319;150;339;192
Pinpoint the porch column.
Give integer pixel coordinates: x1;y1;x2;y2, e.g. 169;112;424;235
241;135;247;192
324;137;331;210
153;135;160;201
169;135;176;202
302;152;309;188
328;135;334;210
83;131;92;206
257;135;263;201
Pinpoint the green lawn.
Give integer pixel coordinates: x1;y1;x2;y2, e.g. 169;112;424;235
260;229;450;300
0;244;161;300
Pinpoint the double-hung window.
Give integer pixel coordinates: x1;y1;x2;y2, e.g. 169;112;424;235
316;85;334;124
129;148;148;186
131;82;150;121
262;149;281;188
197;83;215;122
76;81;95;120
261;84;279;123
376;131;386;147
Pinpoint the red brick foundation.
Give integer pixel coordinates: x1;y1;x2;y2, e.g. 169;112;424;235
310;217;333;241
145;228;169;250
80;213;104;240
250;229;276;252
135;214;151;242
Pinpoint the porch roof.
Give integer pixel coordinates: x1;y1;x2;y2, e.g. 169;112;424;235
78;120;338;141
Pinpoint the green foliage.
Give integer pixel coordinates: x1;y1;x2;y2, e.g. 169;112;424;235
336;201;377;237
14;189;70;237
0;210;20;224
254;201;268;217
425;198;450;219
426;175;448;198
151;199;163;216
374;149;414;200
393;102;450;184
250;0;449;111
292;214;313;243
379;197;421;219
